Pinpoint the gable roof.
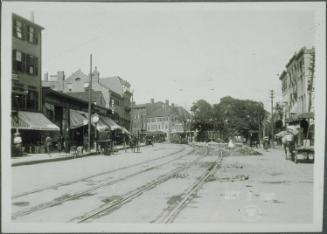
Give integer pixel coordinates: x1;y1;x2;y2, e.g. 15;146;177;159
99;76;124;96
65;69;89;83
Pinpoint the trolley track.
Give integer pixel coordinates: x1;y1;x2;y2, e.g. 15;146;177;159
12;145;187;199
72;153;206;223
12;146;194;220
72;145;214;223
153;150;224;223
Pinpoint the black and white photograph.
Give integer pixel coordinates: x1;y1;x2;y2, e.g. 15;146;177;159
1;1;326;233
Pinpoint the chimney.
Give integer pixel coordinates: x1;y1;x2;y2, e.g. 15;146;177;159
57;71;65;92
151;98;154;104
44;72;48;81
165;99;169;106
30;11;34;22
92;66;100;83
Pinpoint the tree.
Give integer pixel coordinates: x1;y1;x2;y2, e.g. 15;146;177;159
190;100;213;141
213;96;266;141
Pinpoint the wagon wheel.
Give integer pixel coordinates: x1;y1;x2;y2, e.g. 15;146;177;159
294;154;298;164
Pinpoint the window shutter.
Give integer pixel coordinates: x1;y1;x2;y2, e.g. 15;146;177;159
12;20;16;37
34;30;38;44
27;26;31;42
21;23;26;40
12;49;16;71
34;57;38;75
22;53;27;73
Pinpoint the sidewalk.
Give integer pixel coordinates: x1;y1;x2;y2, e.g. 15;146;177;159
12;143;147;167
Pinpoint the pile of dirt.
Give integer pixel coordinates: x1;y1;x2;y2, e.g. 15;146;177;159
224;146;262;156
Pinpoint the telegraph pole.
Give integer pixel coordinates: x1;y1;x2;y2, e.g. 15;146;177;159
270;90;274;148
88;54;93;152
130;91;134;134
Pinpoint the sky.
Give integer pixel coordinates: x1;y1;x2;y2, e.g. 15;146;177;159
4;2;321;111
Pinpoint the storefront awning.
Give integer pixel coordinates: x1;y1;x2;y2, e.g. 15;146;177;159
98;116;122;131
70;110;89;129
121;127;130;134
69;111;126;133
12;111;60;131
286;112;315;123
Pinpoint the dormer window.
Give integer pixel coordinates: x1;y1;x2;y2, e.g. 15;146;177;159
75;77;81;81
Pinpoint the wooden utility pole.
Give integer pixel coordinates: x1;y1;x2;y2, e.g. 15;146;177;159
270;90;274;148
308;51;315;113
130;91;134;134
88;54;93;152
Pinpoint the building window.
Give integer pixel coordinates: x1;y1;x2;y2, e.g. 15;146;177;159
12;50;38;76
13;50;23;72
27;26;38;44
26;55;38;75
14;20;23;39
27;90;38;110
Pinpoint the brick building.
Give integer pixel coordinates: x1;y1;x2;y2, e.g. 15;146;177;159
132;99;191;141
11;13;60;155
12;13;44;112
279;47;315;123
42;67;132;129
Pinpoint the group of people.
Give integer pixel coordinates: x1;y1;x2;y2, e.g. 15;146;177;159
129;134;141;153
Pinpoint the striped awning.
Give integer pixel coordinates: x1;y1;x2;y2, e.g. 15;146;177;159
12;111;60;131
97;116;122;131
70;110;89;129
69;111;124;132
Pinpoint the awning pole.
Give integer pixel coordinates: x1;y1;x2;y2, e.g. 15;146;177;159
88;54;93;152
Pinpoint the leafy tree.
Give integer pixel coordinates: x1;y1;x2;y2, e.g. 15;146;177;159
190;100;214;140
212;96;266;141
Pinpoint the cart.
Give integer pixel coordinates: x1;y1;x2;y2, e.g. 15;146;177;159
288;112;314;164
293;146;314;163
97;139;113;155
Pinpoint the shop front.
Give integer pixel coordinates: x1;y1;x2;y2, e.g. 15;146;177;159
11;111;60;156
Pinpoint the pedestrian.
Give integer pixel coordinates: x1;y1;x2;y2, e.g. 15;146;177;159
263;136;269;151
282;133;295;160
13;132;23;156
45;135;52;153
122;134;125;152
83;134;88;152
228;137;234;151
136;133;141;152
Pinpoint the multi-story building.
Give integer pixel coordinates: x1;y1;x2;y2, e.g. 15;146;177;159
131;103;147;133
42;67;132;129
11;13;60;155
132;99;191;140
12;13;43;112
279;47;315;123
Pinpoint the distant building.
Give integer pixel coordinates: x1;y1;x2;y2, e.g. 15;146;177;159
42;67;132;129
131;103;147;133
279;47;315;123
43;71;65;92
132;98;191;141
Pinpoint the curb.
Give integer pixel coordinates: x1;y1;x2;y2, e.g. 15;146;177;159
12;144;148;167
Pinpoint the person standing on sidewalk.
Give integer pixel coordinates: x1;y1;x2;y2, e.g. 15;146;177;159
45;135;52;154
83;134;88;152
